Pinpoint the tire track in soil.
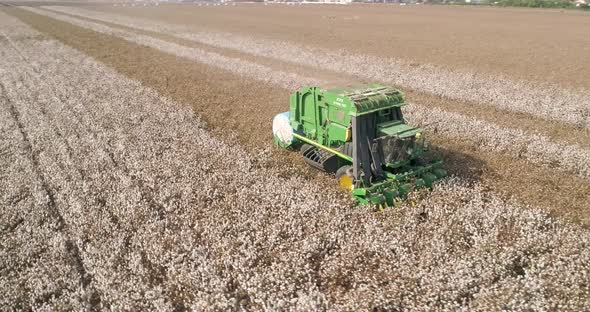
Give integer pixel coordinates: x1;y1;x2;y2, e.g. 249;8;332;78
3;8;590;309
8;7;590;226
1;25;175;301
42;5;590;144
0;80;98;304
0;33;101;307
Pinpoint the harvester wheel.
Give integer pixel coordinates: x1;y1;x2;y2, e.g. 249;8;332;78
336;165;354;191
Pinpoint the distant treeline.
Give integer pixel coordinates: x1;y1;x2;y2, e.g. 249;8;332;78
492;0;588;8
420;0;590;9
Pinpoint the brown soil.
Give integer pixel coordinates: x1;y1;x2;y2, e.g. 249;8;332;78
91;3;590;90
8;7;590;226
44;6;590;149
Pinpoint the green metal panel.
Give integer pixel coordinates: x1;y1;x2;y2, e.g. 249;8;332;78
283;83;445;207
289;83;408;148
302;89;317;139
324;84;406;117
327;123;347;146
377;120;421;138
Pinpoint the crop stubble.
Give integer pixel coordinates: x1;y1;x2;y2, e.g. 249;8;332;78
82;5;590;129
1;11;590;310
93;4;590;90
12;7;590;225
41;5;590;150
31;6;590;181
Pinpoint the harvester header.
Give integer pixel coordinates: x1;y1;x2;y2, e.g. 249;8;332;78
273;84;446;207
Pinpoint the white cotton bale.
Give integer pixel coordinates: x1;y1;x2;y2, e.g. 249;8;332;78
272;112;294;147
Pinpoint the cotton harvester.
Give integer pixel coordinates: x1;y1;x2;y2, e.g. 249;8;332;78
272;84;446;207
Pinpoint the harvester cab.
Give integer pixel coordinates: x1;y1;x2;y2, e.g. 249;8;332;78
272;84;446;207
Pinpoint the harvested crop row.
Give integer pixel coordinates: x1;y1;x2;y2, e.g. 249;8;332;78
32;7;322;92
45;5;590;128
96;4;590;89
25;6;590;179
2;10;590;311
39;5;590;152
14;6;590;226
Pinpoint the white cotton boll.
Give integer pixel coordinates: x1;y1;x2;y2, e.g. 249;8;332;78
25;6;590;178
42;5;589;128
2;9;589;312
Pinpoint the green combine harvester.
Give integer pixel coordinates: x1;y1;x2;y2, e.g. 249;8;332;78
272;84;446;207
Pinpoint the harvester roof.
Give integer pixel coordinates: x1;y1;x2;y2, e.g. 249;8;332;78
325;84;406;116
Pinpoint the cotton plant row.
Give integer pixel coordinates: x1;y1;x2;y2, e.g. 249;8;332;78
2;14;590;311
0;22;225;309
0;16;339;309
0;68;85;310
0;22;96;310
23;7;590;179
404;104;590;178
24;9;590;176
22;7;323;92
44;5;590;128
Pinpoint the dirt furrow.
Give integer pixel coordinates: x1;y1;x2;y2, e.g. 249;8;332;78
41;5;590;151
30;6;590;180
47;5;590;129
10;6;590;225
2;7;590;310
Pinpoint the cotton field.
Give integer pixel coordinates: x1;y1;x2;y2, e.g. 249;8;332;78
1;3;589;311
